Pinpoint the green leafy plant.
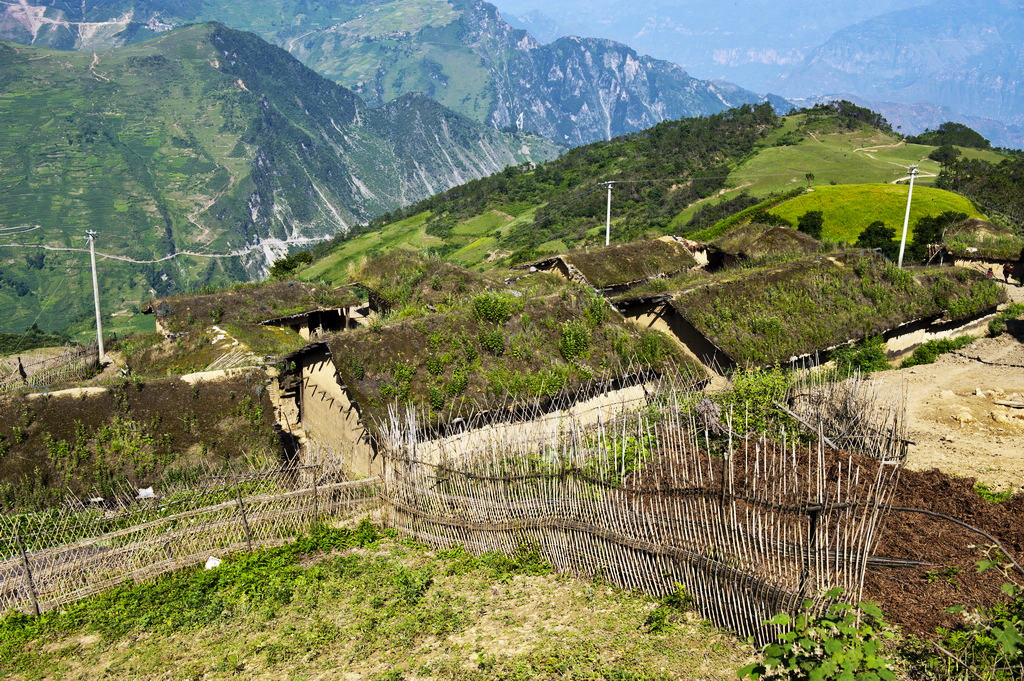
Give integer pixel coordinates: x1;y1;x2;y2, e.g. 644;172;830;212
478;329;505;356
831;337;890;375
901;336;975;368
990;303;1024;337
738;590;895;681
975;483;1015;504
472;293;517;324
925;566;962;590
559;320;591;360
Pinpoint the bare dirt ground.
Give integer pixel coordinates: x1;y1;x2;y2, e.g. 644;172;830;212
873;330;1024;491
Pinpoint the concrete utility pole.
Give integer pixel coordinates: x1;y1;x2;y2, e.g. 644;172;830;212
602;181;615;246
897;165;919;269
86;230;105;362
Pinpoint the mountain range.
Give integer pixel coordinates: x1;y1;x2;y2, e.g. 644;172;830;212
777;0;1024;130
0;22;555;334
0;0;789;146
492;0;1024;148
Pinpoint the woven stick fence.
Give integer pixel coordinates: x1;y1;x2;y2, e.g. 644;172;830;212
379;394;901;642
0;345;99;395
0;467;379;615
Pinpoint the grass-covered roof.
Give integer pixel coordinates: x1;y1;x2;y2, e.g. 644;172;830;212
538;238;699;290
351;251;496;312
323;288;702;428
669;252;1006;366
144;281;360;334
943;218;1024;261
712;223;821;260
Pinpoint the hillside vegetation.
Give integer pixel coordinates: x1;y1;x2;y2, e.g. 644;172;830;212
0;524;751;680
294;103;1007;281
0;23;554;336
768;184;983;243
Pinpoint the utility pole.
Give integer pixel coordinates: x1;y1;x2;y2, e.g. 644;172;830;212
602;181;615;246
896;165;919;269
86;230;105;363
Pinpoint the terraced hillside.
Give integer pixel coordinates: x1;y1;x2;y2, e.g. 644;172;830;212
0;23;555;335
294;103;1010;281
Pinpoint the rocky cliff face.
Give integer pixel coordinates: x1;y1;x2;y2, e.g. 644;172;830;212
0;0;786;146
0;23;556;332
778;0;1024;129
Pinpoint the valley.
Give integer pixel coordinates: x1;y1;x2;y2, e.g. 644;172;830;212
0;2;1023;677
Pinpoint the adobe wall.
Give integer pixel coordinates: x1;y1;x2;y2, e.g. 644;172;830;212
405;381;658;465
621;302;732;373
884;311;997;360
300;354;379;479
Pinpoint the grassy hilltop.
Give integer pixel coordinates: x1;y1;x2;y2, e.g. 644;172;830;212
293;102;1008;284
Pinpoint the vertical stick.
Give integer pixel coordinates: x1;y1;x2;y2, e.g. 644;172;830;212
15;529;41;617
312;467;320;526
236;486;254;552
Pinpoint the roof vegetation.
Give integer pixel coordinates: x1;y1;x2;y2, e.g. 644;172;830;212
712;223;821;261
350;251;496;313
324;288;701;428
670;253;1005;366
144;281;360;334
943;218;1024;261
540;239;698;290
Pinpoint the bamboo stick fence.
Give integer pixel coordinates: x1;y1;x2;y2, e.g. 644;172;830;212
0;345;99;395
379;394;901;642
0;467;379;616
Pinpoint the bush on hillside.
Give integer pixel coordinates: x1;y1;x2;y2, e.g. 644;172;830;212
797;210;824;239
855;221;898;260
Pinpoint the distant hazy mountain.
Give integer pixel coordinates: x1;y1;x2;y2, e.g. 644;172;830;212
790;95;1024;149
487;0;929;89
0;0;788;146
0;23;556;333
778;0;1024;131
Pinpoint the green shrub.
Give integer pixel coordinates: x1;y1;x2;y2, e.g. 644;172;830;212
900;335;975;368
831;337;890;375
716;368;793;436
990;303;1024;336
478;329;505;356
559;321;591;360
472;293;518;324
738;590;895;681
444;369;467;397
585;295;607;327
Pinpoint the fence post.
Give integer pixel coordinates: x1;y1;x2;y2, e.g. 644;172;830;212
236;486;254;552
311;466;320;527
15;529;41;617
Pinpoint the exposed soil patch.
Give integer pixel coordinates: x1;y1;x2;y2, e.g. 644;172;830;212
866;467;1024;636
873;332;1024;491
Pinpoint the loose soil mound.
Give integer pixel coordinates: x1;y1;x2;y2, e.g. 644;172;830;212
867;467;1024;636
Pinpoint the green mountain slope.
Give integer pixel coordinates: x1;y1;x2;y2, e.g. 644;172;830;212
0;0;787;146
0;23;556;334
294;103;1007;283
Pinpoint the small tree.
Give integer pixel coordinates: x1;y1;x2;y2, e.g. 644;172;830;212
797;210;824;239
928;144;961;165
855;221;898;260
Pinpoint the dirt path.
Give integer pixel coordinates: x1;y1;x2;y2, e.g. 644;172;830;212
872;332;1024;490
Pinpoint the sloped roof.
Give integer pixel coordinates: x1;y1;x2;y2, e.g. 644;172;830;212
530;238;699;290
943;218;1024;261
669;252;1004;366
143;281;359;334
351;250;496;311
321;289;702;429
712;223;821;260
